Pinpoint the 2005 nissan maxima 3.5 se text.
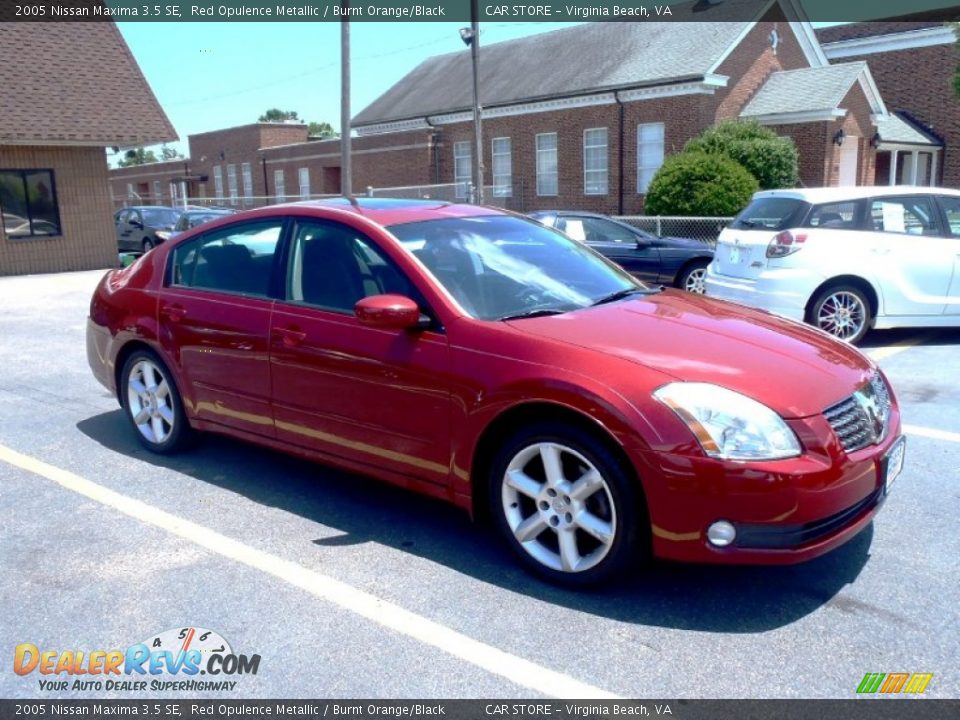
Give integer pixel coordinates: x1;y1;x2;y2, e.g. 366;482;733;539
86;198;906;586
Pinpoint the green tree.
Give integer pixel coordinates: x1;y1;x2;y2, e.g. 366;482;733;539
684;119;799;190
645;152;758;217
117;148;159;167
160;144;184;161
259;108;300;122
307;121;338;139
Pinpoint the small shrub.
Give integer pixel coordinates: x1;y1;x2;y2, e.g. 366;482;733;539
645;152;758;217
685;120;799;190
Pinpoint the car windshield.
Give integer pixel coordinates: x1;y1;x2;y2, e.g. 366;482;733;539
732;197;808;231
388;215;643;321
142;208;181;226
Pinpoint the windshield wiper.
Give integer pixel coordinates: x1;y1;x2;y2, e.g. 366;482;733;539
590;287;658;307
498;308;568;321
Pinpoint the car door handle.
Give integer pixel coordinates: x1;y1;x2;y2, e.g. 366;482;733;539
274;326;306;347
161;304;187;322
871;248;891;255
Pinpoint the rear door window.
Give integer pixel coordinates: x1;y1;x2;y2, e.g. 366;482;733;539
936;196;960;237
732;198;808;231
868;196;941;236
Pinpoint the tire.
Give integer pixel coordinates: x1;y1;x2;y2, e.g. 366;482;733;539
808;284;872;344
488;421;645;587
142;238;154;252
676;260;709;294
120;350;191;454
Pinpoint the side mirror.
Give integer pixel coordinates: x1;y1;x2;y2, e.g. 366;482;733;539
355;294;426;331
130;220;143;229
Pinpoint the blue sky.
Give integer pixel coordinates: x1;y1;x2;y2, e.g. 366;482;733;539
117;22;583;158
118;21;840;160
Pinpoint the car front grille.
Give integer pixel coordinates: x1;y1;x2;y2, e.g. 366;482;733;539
824;374;892;453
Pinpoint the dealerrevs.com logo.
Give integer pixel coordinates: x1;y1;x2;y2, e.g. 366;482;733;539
14;627;260;693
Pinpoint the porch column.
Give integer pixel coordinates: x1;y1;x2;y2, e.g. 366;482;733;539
890;150;898;186
930;152;939;187
910;151;919;185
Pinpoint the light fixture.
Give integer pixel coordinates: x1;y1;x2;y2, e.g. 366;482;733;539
870;131;881;149
833;129;845;146
459;27;474;46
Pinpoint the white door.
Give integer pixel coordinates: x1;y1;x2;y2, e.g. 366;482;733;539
838;137;859;186
867;195;952;317
934;195;960;315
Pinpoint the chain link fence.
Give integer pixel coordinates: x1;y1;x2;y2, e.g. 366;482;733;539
614;216;733;246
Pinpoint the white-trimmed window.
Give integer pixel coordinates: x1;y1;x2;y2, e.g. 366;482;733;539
126;182;134;198
213;166;223;201
536;133;558;197
637;123;665;193
583;128;608;195
299;167;310;199
492;137;512;198
226;164;238;206
241;162;253;206
454;141;472;199
152;180;162;203
274;169;286;202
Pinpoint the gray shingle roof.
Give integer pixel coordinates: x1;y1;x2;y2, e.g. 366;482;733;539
353;22;751;126
0;22;176;147
876;113;941;146
740;62;869;118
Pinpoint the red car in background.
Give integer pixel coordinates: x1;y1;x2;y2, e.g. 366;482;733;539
86;199;905;586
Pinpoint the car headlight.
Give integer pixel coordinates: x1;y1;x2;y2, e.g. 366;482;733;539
654;382;801;461
155;230;171;242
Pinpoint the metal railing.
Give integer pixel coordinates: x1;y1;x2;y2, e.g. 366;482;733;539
614;216;733;245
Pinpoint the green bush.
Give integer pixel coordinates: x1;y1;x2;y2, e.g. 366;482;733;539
645;152;758;216
685;120;799;190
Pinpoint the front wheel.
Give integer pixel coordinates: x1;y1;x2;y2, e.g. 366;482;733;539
142;238;154;252
809;285;872;344
121;350;191;453
488;422;644;587
677;260;709;294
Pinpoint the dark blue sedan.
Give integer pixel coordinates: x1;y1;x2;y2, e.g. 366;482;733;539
529;211;714;293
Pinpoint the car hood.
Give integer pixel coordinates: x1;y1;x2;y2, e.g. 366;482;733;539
657;235;713;252
508;290;873;419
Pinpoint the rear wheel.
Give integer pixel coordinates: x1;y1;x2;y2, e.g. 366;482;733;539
121;350;190;453
676;260;709;294
488;422;644;586
809;284;871;344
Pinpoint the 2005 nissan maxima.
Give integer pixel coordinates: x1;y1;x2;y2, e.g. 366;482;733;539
86;198;905;586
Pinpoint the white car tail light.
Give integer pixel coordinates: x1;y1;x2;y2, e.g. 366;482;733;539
766;230;807;259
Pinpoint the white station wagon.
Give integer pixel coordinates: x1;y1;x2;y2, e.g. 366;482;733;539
705;186;960;343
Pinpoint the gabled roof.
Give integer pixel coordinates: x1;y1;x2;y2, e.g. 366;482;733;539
354;21;754;126
876;112;942;146
0;23;176;147
740;61;886;120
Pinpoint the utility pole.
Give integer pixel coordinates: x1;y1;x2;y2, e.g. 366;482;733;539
340;7;352;197
470;0;483;205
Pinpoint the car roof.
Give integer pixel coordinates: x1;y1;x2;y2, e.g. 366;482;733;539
274;197;505;226
752;185;960;204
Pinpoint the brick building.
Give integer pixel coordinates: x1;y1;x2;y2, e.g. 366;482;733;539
108;1;960;216
0;23;175;276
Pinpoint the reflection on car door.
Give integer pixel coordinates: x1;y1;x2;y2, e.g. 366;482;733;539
159;218;285;438
270;218;452;486
866;195;951;317
934;195;960;316
560;216;661;284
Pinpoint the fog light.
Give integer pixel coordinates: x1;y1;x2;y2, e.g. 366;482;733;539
707;520;737;547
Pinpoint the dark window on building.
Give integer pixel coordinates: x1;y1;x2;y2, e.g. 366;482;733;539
0;169;62;239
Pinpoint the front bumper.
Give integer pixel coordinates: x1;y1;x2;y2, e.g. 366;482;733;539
704;265;812;322
628;411;903;565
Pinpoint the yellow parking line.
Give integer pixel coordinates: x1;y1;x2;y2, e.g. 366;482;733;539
0;442;617;700
904;424;960;443
864;333;930;361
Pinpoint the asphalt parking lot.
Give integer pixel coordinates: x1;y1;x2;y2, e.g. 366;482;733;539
1;269;958;700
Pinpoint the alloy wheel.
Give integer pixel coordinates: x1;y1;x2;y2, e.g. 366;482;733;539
126;359;176;445
501;442;617;573
684;266;707;294
816;290;866;341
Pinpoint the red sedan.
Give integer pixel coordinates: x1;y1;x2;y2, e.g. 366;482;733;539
86;199;905;586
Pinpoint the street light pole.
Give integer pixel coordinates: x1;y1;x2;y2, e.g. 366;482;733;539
340;7;352;197
468;0;483;205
